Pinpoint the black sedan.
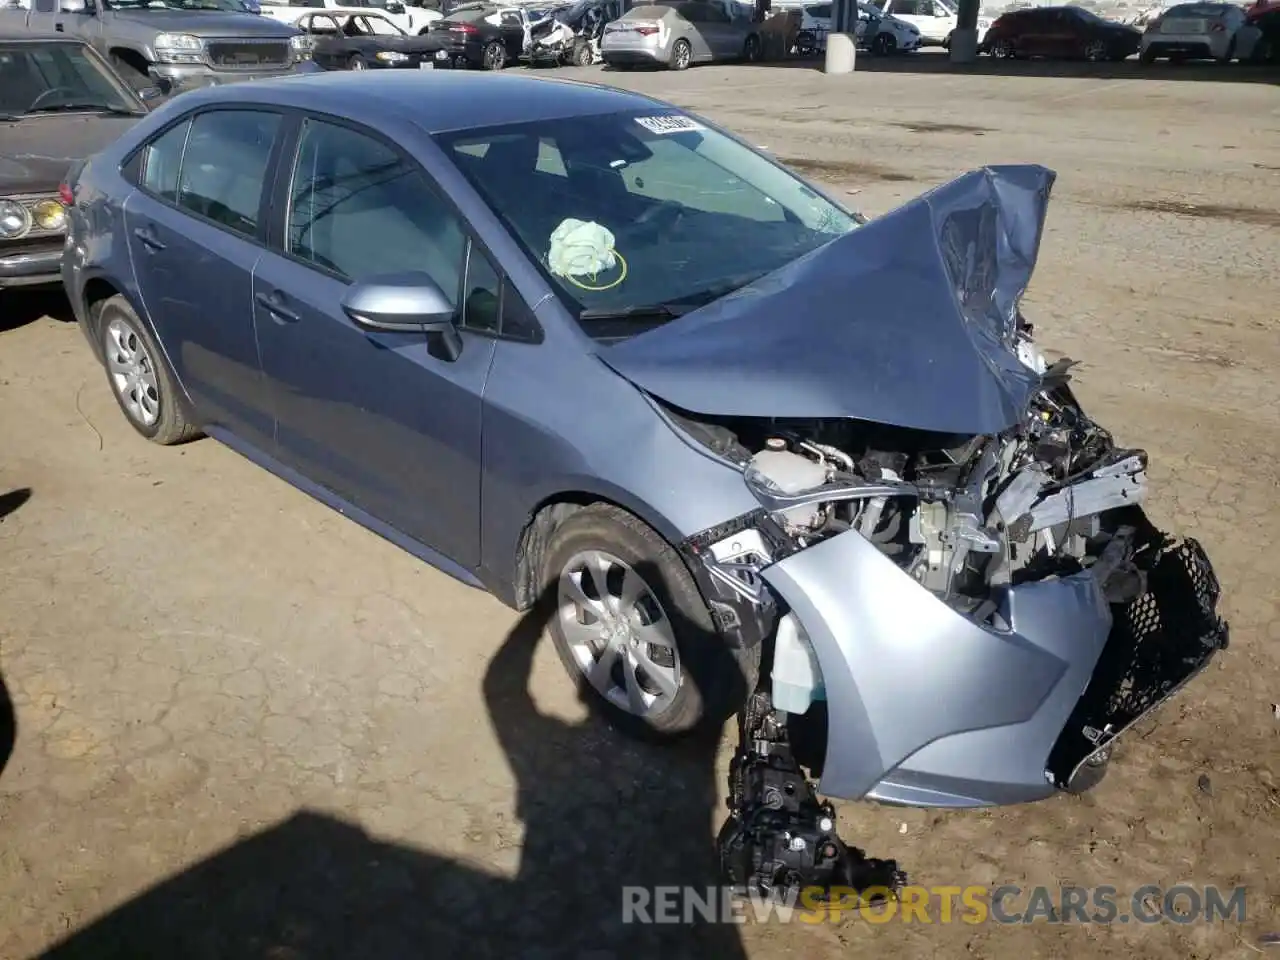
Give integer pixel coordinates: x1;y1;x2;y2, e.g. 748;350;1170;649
296;10;448;70
429;3;526;69
0;33;151;291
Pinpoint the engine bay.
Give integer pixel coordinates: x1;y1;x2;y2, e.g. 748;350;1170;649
667;326;1152;623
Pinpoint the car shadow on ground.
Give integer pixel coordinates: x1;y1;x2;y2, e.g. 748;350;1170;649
0;488;28;783
34;582;751;959
713;51;1280;83
0;290;76;334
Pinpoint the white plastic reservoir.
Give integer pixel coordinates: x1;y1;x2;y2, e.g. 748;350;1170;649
771;613;825;714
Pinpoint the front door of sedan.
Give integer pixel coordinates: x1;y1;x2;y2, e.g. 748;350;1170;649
1042;9;1081;56
123;107;284;453
251;115;495;570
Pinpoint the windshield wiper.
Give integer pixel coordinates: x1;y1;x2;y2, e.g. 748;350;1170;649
24;102;145;116
578;303;690;322
577;270;772;323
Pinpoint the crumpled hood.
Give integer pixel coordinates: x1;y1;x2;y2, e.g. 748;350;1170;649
0;115;142;196
601;164;1056;437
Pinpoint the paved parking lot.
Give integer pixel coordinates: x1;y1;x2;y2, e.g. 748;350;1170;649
1;55;1278;959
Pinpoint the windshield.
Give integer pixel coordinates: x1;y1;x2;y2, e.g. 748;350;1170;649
0;41;141;116
102;0;244;10
435;110;860;326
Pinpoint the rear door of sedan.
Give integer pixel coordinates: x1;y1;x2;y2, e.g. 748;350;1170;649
249;113;526;570
122;106;287;453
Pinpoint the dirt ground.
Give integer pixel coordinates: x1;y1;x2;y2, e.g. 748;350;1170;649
0;54;1277;960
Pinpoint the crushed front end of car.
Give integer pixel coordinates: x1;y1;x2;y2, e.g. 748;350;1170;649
600;164;1228;897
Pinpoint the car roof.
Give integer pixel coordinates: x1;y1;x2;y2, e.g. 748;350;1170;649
172;71;668;134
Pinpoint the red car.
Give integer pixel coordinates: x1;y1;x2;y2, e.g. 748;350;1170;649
983;5;1143;60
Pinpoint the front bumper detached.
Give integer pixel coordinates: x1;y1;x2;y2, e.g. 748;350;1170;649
758;513;1227;808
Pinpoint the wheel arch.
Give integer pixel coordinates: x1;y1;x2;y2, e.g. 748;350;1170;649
509;485;690;612
78;274;196;410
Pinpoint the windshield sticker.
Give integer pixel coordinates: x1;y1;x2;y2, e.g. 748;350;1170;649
635;115;705;135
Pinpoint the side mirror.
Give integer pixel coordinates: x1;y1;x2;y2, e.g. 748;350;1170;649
137;85;164;103
341;272;463;360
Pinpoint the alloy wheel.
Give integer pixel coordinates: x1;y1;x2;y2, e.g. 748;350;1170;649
1085;39;1107;60
557;550;682;719
672;39;691;69
105;317;160;428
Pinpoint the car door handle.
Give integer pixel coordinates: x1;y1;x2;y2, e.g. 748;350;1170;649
133;226;165;251
255;290;300;323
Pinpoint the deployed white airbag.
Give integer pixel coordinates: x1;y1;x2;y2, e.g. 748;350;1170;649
548;218;618;279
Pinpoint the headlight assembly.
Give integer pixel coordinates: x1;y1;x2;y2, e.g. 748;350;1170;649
375;50;411;62
0;200;32;240
30;199;67;233
154;33;205;64
290;34;316;60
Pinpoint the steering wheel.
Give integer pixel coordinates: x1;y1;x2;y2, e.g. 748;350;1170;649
628;199;685;236
25;87;80;112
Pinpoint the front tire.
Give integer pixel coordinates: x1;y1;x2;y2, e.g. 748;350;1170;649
1084;38;1108;61
742;33;761;62
348;53;368;70
989;37;1014;58
542;504;758;740
97;296;198;445
873;32;897;56
669;37;692;70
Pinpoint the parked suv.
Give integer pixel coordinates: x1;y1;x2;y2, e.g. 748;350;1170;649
0;0;314;93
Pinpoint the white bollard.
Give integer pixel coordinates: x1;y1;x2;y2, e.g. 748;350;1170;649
823;30;857;73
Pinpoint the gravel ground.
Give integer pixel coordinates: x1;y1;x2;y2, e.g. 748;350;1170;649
0;54;1277;960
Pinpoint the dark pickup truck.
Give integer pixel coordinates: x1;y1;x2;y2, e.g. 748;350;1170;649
0;0;316;95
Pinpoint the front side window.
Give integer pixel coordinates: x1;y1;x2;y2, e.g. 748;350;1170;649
286;118;467;302
175;110;280;237
0;41;142;116
437;110;859;328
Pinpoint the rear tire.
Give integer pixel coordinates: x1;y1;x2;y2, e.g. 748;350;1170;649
669;37;692;69
1084;38;1108;60
96;296;199;446
481;40;506;70
989;37;1014;58
541;504;759;740
742;33;761;61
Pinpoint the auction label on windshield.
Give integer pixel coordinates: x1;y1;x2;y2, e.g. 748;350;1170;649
635;114;705;135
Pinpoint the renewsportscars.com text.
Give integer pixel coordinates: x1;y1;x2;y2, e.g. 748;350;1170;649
621;884;1249;925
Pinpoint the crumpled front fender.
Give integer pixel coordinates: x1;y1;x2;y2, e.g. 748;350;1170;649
761;527;1113;805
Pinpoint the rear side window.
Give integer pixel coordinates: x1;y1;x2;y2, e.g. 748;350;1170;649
139;119;190;202
175;110;281;238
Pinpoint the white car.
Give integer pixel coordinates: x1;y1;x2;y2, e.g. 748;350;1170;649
262;0;442;35
791;0;922;54
1139;1;1250;61
871;0;991;48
